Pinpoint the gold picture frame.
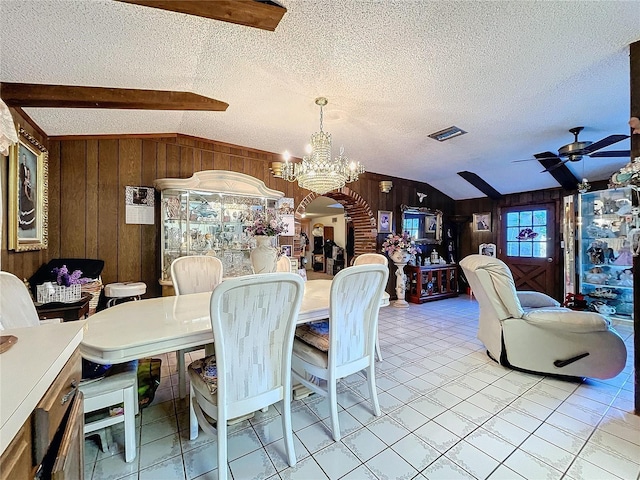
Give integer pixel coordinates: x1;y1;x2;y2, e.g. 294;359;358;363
8;127;49;251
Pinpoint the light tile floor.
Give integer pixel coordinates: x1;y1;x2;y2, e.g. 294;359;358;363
84;296;638;480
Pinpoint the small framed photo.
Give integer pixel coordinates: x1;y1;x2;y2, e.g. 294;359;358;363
8;127;49;251
473;212;491;232
377;210;393;234
479;243;496;257
281;245;292;257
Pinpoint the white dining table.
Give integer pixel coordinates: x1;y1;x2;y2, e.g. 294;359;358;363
80;279;389;364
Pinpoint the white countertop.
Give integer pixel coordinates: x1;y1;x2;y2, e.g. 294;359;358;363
0;321;85;455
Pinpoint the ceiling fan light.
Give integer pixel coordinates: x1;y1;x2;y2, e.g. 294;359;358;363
577;178;591;193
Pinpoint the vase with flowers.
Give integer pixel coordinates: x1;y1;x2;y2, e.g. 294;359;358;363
381;232;421;308
247;211;287;273
381;232;421;264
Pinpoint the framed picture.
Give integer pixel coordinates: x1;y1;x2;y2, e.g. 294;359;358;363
479;243;496;257
377;210;392;234
473;212;491;232
281;245;292;257
8;127;49;251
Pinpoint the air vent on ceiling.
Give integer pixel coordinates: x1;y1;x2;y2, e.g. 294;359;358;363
428;126;467;142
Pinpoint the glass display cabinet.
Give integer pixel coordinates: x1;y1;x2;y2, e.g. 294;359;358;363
578;186;635;319
154;171;284;292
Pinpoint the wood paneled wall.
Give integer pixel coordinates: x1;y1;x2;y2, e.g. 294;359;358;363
454;179;610;299
34;134;455;298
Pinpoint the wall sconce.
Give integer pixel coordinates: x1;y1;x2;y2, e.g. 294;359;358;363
379;180;393;193
269;161;283;178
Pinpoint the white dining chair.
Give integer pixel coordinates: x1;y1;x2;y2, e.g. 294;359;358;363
276;255;292;272
171;255;224;399
291;264;389;441
188;273;304;480
0;271;41;330
79;361;138;462
0;271;137;462
353;253;388;361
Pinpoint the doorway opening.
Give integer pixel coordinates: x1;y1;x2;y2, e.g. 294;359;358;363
295;187;377;269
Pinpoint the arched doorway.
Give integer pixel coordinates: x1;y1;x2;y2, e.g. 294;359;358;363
295;187;377;260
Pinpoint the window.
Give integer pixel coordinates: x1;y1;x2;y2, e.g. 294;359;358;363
403;218;420;239
506;210;547;258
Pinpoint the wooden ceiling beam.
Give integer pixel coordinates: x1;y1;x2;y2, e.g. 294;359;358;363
116;0;286;31
457;171;503;200
0;83;228;111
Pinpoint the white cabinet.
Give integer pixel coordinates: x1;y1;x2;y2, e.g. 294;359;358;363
578;187;635;318
154;171;284;285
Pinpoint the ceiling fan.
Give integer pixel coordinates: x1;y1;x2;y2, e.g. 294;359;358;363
514;126;630;173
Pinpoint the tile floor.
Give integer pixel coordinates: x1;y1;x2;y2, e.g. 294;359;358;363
84;295;638;480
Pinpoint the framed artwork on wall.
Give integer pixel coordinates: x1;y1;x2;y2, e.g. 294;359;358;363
473;212;491;232
8;127;49;251
377;210;392;234
281;245;292;257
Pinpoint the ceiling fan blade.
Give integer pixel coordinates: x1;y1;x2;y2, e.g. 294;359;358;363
535;152;578;189
540;159;570;173
583;134;630;154
534;152;567;173
589;150;631;158
511;158;538;163
534;151;560;159
512;151;558;163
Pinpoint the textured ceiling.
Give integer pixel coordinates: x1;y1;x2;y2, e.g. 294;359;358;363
1;0;639;200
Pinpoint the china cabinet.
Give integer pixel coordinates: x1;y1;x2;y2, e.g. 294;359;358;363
405;264;458;304
154;171;284;289
577;187;636;318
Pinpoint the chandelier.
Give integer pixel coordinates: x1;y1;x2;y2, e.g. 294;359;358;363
280;97;364;195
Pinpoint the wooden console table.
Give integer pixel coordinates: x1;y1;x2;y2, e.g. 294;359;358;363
405;265;458;304
35;293;92;322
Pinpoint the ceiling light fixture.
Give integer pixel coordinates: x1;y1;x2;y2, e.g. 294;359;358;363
280;97;364;195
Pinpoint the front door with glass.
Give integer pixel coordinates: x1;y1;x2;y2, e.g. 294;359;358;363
500;203;558;298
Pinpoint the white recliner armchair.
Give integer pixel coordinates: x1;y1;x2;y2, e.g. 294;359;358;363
459;255;626;379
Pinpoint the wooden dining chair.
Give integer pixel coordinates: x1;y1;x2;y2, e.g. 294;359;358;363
171;255;224;399
353;253;388;361
188;273;304;480
292;264;389;441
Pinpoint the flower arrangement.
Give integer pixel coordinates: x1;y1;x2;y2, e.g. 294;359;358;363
381;231;421;255
51;265;90;287
246;211;288;236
